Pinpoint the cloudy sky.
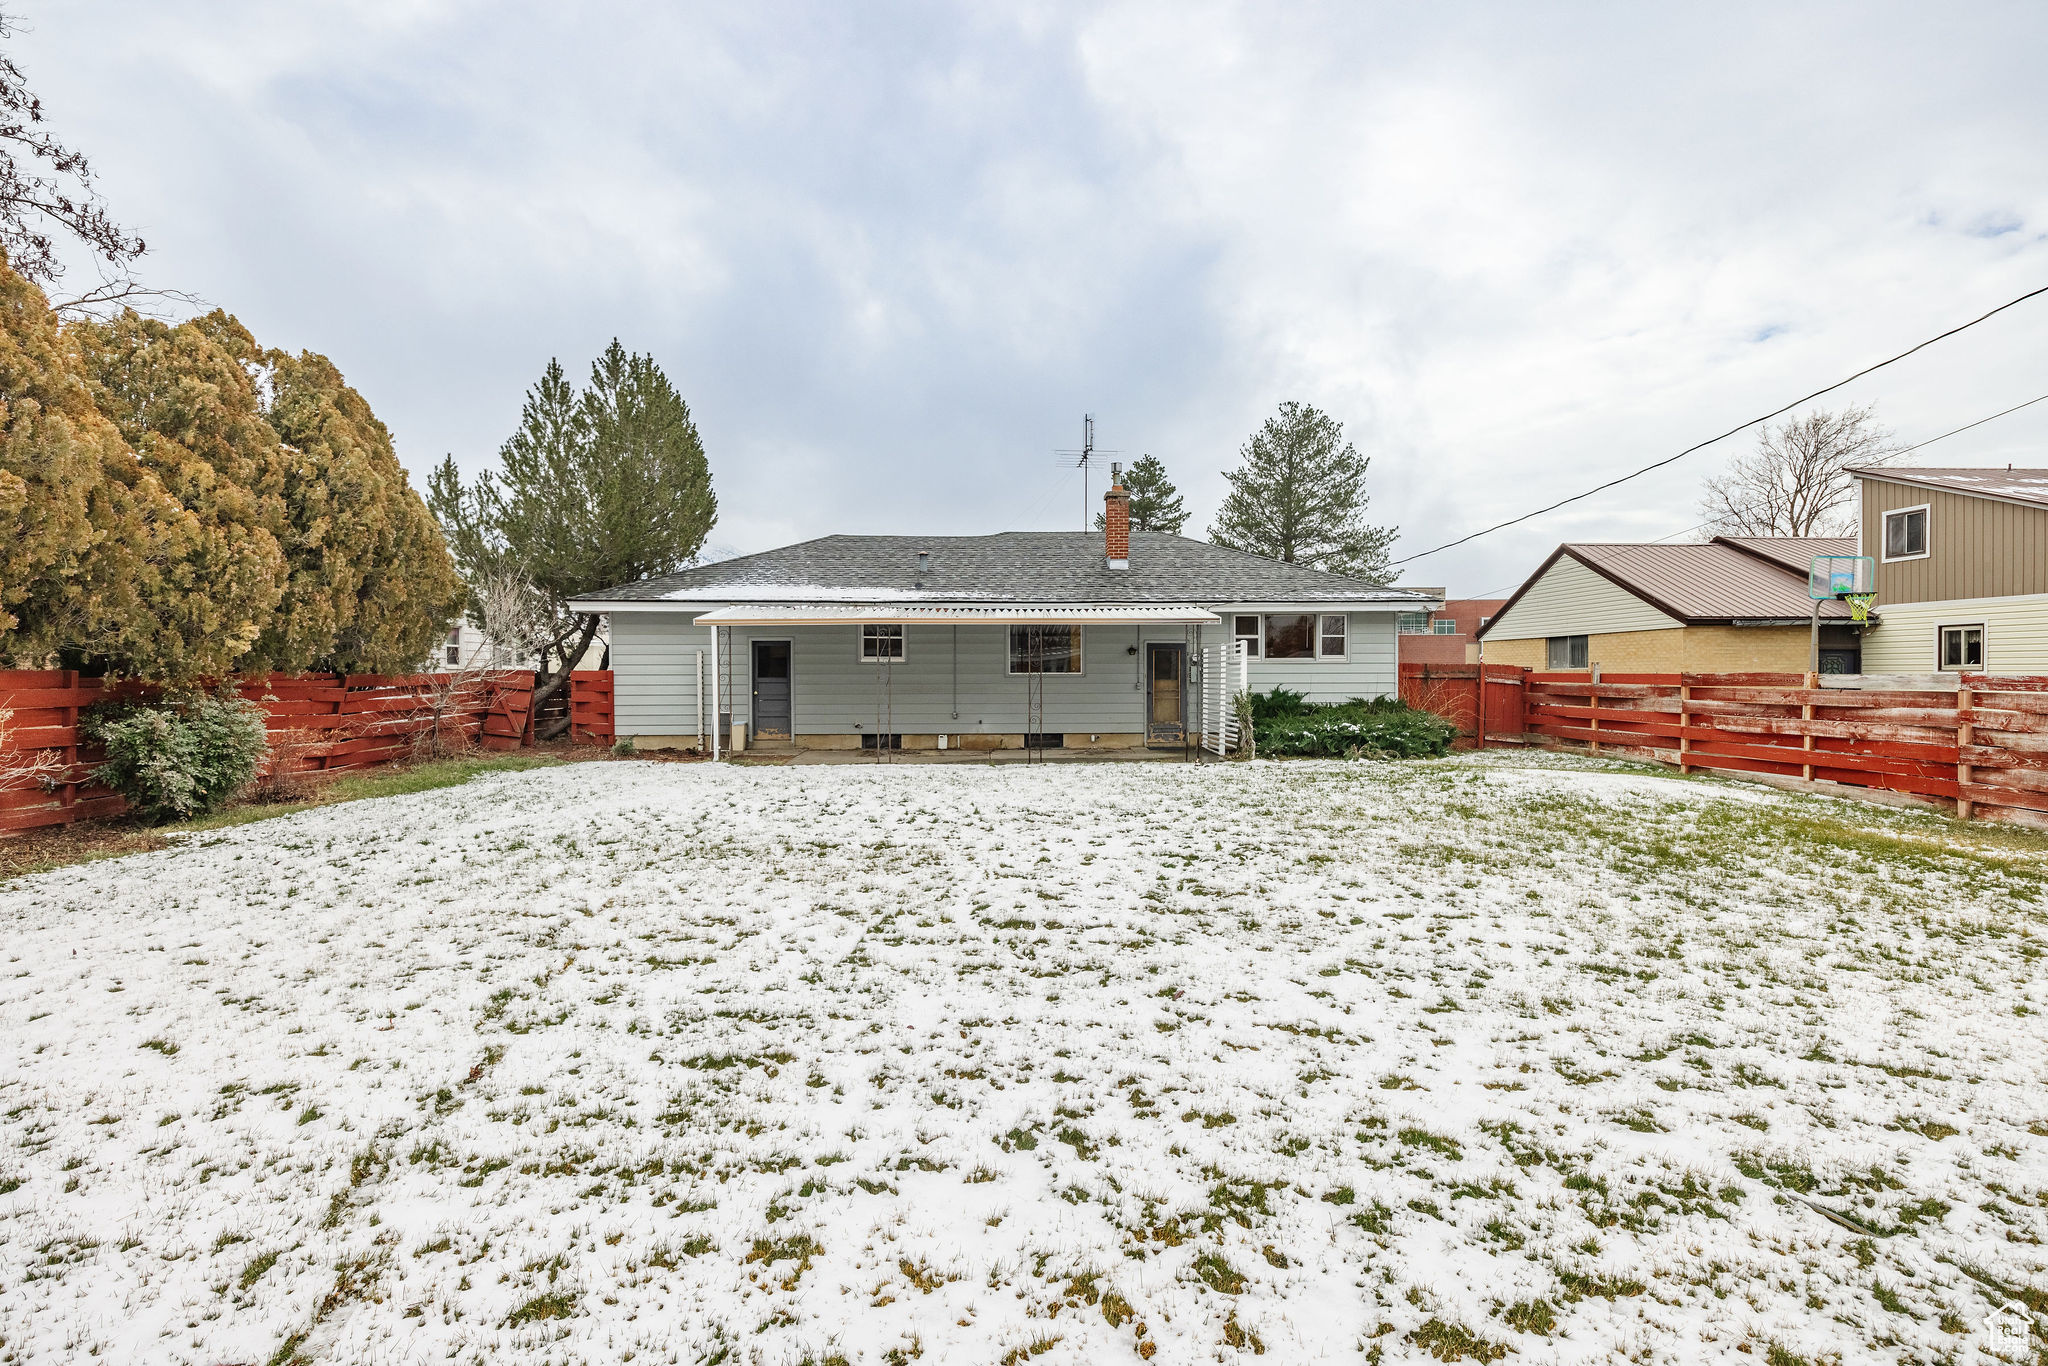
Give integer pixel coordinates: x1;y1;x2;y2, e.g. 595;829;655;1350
20;2;2048;593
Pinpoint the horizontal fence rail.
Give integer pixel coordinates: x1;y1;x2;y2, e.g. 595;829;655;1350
1516;670;2048;828
0;669;535;834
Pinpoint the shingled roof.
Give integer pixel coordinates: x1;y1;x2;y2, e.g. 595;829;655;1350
574;531;1432;608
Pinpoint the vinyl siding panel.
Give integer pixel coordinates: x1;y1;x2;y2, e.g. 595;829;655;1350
1482;556;1682;641
1859;593;2048;674
610;609;1397;738
610;611;710;736
1861;478;2048;605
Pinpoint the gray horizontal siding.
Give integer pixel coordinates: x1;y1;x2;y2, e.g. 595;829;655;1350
611;611;708;735
610;609;1399;738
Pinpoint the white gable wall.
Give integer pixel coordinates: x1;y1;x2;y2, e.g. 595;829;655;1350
1482;556;1682;641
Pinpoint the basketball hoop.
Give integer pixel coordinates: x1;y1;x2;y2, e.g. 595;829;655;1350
1844;592;1877;623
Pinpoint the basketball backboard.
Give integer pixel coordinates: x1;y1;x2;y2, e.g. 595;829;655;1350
1809;554;1875;600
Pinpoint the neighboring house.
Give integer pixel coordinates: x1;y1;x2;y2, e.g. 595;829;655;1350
1848;466;2048;674
427;619;608;672
1475;536;1864;674
570;480;1439;752
1396;597;1508;666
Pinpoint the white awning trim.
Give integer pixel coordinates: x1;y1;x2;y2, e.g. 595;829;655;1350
691;603;1221;626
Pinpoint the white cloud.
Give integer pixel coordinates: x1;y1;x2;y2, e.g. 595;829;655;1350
17;0;2048;591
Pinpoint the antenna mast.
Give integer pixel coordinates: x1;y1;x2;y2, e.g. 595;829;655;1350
1054;413;1119;530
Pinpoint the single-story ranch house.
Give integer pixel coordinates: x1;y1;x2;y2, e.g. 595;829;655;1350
573;477;1438;753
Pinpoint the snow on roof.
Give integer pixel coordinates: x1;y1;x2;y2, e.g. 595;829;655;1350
1847;466;2048;509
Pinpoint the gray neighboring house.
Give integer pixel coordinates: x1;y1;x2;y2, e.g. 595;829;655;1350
571;482;1436;754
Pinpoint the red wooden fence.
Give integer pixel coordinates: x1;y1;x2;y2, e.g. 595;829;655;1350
1518;670;2048;829
1401;663;2048;828
0;669;534;834
568;671;614;746
1398;663;1526;750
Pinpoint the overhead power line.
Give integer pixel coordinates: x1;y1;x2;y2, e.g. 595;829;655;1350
1572;386;2048;554
1391;282;2048;566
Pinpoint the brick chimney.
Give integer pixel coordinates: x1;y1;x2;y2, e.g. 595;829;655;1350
1103;463;1130;570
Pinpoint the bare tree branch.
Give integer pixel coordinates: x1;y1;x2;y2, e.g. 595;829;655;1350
1700;405;1903;538
0;10;147;289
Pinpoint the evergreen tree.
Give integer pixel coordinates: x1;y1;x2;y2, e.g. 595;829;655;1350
1208;401;1396;582
430;341;716;737
73;310;291;680
1;248;461;682
1093;453;1188;534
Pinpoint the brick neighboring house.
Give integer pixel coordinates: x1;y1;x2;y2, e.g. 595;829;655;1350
1396;597;1507;665
1474;535;1866;674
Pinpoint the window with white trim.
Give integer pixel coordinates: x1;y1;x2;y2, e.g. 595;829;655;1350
1008;625;1081;674
1395;611;1430;634
1938;624;1983;671
1233;614;1261;658
859;624;904;662
1264;613;1315;659
1431;618;1459;635
1319;614;1347;658
1883;505;1929;560
444;624;461;666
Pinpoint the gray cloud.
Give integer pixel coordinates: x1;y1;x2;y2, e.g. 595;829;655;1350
20;0;2048;592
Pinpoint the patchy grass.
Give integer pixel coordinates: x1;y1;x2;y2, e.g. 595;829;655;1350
0;752;2042;1362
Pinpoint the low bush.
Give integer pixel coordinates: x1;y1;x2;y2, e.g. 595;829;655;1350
1251;692;1457;759
86;693;270;823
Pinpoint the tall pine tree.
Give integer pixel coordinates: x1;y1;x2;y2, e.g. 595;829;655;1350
1093;453;1188;533
1208;401;1396;582
430;341;716;736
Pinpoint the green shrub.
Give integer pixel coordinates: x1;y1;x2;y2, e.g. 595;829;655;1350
86;693;270;823
1253;694;1457;759
1247;686;1313;722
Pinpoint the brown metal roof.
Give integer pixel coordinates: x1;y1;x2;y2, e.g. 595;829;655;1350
1846;466;2048;509
1567;542;1853;623
1711;534;1855;576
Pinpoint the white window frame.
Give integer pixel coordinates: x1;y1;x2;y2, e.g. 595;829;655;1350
1881;504;1930;563
1006;624;1083;676
1395;611;1431;635
1233;614;1261;659
1936;622;1985;672
1318;614;1347;658
1431;618;1459;635
859;623;906;663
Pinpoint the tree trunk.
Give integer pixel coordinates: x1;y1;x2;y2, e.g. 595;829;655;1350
531;615;599;741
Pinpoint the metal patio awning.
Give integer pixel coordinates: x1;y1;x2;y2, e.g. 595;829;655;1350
692;603;1221;626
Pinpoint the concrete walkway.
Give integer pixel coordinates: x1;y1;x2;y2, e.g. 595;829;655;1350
731;745;1208;767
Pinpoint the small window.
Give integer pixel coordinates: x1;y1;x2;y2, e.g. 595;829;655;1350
1938;624;1984;672
1233;614;1261;658
1009;625;1081;674
1265;613;1315;659
1432;619;1459;635
1477;616;1492;629
860;624;905;662
1395;611;1430;635
1883;505;1929;561
1319;614;1347;658
1546;635;1589;670
445;645;461;665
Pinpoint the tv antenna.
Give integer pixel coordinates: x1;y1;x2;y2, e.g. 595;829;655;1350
1054;413;1120;530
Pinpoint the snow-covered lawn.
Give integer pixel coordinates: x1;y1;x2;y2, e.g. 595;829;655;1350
2;756;2044;1365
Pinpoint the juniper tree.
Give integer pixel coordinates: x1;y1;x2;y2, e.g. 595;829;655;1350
1094;453;1188;534
430;341;716;737
1208;401;1396;581
2;252;459;682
